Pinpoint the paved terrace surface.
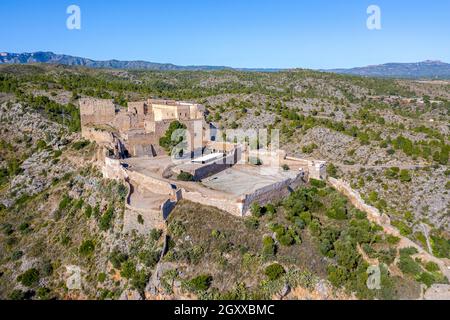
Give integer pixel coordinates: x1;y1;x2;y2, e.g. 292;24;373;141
123;156;174;178
201;165;299;196
123;156;301;200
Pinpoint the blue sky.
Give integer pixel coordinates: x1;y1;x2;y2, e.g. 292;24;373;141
1;0;449;69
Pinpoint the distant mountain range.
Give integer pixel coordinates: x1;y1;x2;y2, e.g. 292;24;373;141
0;51;279;72
1;51;450;79
326;60;450;79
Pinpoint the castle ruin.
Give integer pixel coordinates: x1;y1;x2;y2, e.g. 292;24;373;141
79;97;327;234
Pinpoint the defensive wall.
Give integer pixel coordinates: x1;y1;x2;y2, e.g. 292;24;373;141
327;177;450;282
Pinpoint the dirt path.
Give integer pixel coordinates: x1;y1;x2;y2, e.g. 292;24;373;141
420;223;433;254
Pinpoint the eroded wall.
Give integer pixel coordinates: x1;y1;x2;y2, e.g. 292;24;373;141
79;98;116;127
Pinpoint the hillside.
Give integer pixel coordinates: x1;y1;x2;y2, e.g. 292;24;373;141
0;64;449;300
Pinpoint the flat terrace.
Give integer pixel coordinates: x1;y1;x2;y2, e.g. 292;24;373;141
123;156;174;178
201;165;300;196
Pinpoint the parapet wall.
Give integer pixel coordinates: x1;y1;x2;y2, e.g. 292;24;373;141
126;170;175;196
285;156;327;180
241;172;305;215
327;177;386;225
180;188;243;216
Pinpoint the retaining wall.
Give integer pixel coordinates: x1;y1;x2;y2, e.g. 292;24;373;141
127;170;175;196
241;172;305;215
180;188;243;216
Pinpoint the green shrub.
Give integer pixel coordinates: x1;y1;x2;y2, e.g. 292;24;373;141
392;220;412;236
36;139;47;150
99;207;114;231
310;179;326;188
302;143;318;154
120;261;136;279
159;121;187;153
11;250;23;261
400;247;418;256
326;196;348;220
58;194;72;210
251;203;265;218
399;169;412;182
264;263;285;281
150;229;163;241
417;272;436;288
184;274;212;292
42;260;53;276
279;233;294;246
98;273;107;283
79;240;95;256
168;220;186;237
131;270;150;293
385;167;399;179
430;235;450;258
262;236;276;258
425;261;440;272
8;289;26;300
386;235;401;245
17;268;40;287
72;140;90;150
139;250;160;268
177;171;194;181
109;249;128;269
398;254;422;276
327;163;338;178
84;204;92;218
36;287;52;300
244;216;259;230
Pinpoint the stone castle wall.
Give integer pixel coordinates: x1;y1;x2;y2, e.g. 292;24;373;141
327;177;450;282
79;98;116;127
180;188;243;216
241;172;305;215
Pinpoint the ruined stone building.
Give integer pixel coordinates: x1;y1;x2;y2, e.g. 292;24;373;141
79;98;207;158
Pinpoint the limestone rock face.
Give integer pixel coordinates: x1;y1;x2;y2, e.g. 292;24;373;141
119;289;143;301
315;279;330;300
424;284;450;300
